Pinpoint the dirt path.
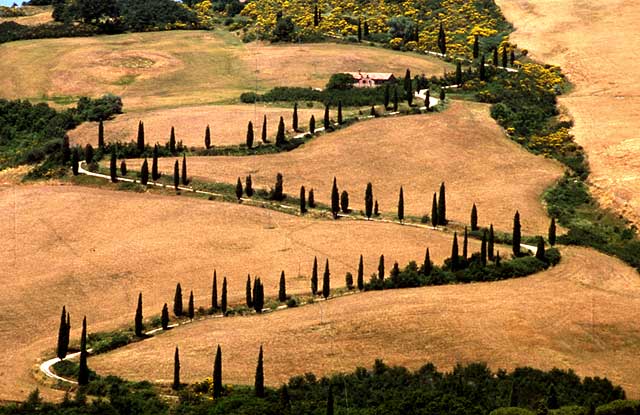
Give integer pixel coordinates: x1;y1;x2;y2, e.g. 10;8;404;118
496;0;640;226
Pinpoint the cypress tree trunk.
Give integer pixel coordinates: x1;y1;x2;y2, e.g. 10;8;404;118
423;248;432;275
311;257;318;295
471;203;478;230
137;121;145;154
140;158;149;185
338;101;343;125
313;5;319;26
173;347;180;390
451;232;459;271
246;275;253;308
309;115;315;134
397;186;404;223
365;182;373;219
161;303;169;330
357;255;364;290
56;305;68;359
340;190;349;213
245;175;254;197
513;211;521;257
323;104;330;130
357;18;362;42
188;291;194;320
493;47;499;66
279;271;287;302
276;116;286;146
456;61;462;85
488;224;495;260
425;90;430;111
221;277;228;315
535;236;546;261
473;35;479;59
78;316;89;386
98;120;104;148
261;115;268;143
502;46;508;67
135;292;144;337
510;50;516;66
322;259;330;299
205;125;211;149
384;84;390;109
300;186;307;214
463;227;468;260
120;160;127;176
235;178;243;201
181;155;188;185
65;312;70;355
109;151;117;183
71;148;79;176
378;254;385;281
331;177;340;219
293;103;299;132
363;20;369;37
438;22;446;55
479;55;486;81
173;160;179;191
255;346;265;397
213;345;222;398
212;271;218;310
326;386;334;415
438;182;447;225
481;231;488;266
549;218;556;246
152;145;160;181
393;88;398;112
246;121;254;149
169;127;176;153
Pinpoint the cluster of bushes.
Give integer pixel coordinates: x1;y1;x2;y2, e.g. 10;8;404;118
0;21;98;44
241;85;392;107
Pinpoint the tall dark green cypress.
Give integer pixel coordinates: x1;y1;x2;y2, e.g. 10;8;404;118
450;232;459;271
309;115;316;134
137;121;145;154
438;182;447;225
279;271;287;302
212;271;218;310
406;78;413;106
174;283;183;316
463;227;468;260
169;127;176;153
393;87;399;111
205;125;211;149
510;50;516;66
425;90;431;111
78;316;89;386
536;236;546;261
374;200;379;216
384;84;390;109
71;147;79;175
276;116;286;146
488;224;495;261
365;182;373;219
357;18;362;42
213;345;222;398
493;47;499;66
513;211;521;257
331;177;340;219
404;69;411;95
479;55;486;81
363;20;369;37
378;254;385;281
549;218;556;246
85;144;94;164
236;178;243;201
261;115;268;143
397;186;404;223
246;175;254;197
140;158;149;185
292;103;299;132
246;274;253;308
181;155;188;186
255;346;265;397
56;305;68;359
120;159;127;176
481;230;488;266
62;135;70;164
340;190;349;213
456;61;462;85
246;121;254;149
300;186;307;214
65;312;70;353
173;346;180;390
337;101;343;125
221;277;228;315
423;248;432;275
357;255;364;290
188;291;195;320
322;259;330;299
109;150;117;183
431;193;438;227
161;303;169;330
326;386;334;415
311;257;318;295
313;4;319;26
473;35;479;59
152;145;160;181
323;104;330;130
253;278;264;313
173;160;179;191
502;45;508;68
437;21;446;55
471;203;479;230
98;120;104;148
134;292;144;337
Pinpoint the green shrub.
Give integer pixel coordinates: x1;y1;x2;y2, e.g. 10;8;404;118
490;408;535;415
550;406;588;415
596;400;640;415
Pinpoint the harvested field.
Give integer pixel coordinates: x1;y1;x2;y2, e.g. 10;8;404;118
69;104;327;148
124;101;564;235
496;0;640;227
91;246;640;397
0;184;469;401
0;30;449;111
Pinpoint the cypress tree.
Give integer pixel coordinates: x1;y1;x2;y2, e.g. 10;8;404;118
323;104;330;130
451;232;459;271
135;292;144;337
438;182;447;225
357;255;364;290
173;347;180;390
471;203;479;230
169;127;176;153
311;257;318;295
384;84;390;109
456;61;462;85
340;190;349;213
374;200;379;216
331;177;340;219
536;236;546;261
173;160;180;191
488;224;495;261
337;101;343;125
473;35;479;59
313;4;319;26
120;159;127;176
276;116;286;146
493;47;499;66
481;230;488;266
246;121;254;149
78;316;89;386
392;87;398;111
109;150;117;183
510;49;516;66
437;21;446;55
85;144;94;164
245;175;254;197
235;178;243;201
152;145;160;181
261;115;268;143
56;305;68;359
549;218;556;246
440;88;445;101
357;18;362;42
363;20;369;37
431;192;438;227
272;173;284;201
65;312;70;353
425;90;431;111
213;345;222;398
140;158;149;185
479;55;486;81
246;274;253;308
423;248;432;275
300;186;307;214
71;148;79;176
309;115;316;134
255;346;265;397
397;186;404;223
279;271;287;302
253;278;264;313
406;79;413;106
322;259;330;299
137;121;145;154
292;103;299;132
181;155;188;185
404;69;411;95
326;386;334;415
513;211;521;257
378;254;385;281
212;271;218;310
62;134;71;164
205;125;211;149
370;105;376;117
98;120;105;148
345;272;354;289
463;226;468;260
365;182;374;219
496;251;502;266
188;290;194;320
221;277;228;315
161;303;169;330
174;283;183;316
502;45;508;68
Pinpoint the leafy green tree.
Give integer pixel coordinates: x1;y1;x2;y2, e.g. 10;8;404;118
463;227;468;259
173;160;180;191
161;303;169;330
365;182;374;219
439;89;445;101
205;125;211;149
245;175;254;197
174;283;183;316
378;254;385;281
549;218;556;246
438;182;447;225
98;120;105;148
137;121;145;154
78;316;89;386
513;211;521;257
76;0;118;23
300;186;307;214
331;177;340;219
481;230;488;266
235;178;243;201
293;103;299;132
536;236;546;261
488;224;495;261
212;271;218;310
71;148;79;176
56;305;68;359
322;259;331;299
261;115;268;143
309;115;316;134
120;159;127;176
276;116;286;146
213;345;222;398
547;384;559;409
451;232;459;271
357;255;364;290
109;150;117;183
221;277;228;315
246;121;254;149
473;35;479;59
135;292;144;337
271;173;284;200
173;347;180;390
437;21;446;55
188;291;194;320
338;101;343;125
479;55;486;81
422;248;432;275
384;84;390;109
323;104;330;130
311;257;318;295
246;275;253;308
170;127;176;153
181;155;188;185
273;15;295;42
84;144;94;164
340;190;349;213
279;271;287;302
397;186;404;223
152;145;160;181
471;203;479;231
431;193;438;227
140;158;149;185
255;346;265;398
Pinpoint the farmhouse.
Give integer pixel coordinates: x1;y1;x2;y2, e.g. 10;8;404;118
347;71;396;88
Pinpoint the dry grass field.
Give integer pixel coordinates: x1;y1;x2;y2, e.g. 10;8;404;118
69;104;328;148
124;101;564;235
0;6;52;26
496;0;640;227
0;30;450;112
0;183;473;401
91;246;640;397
